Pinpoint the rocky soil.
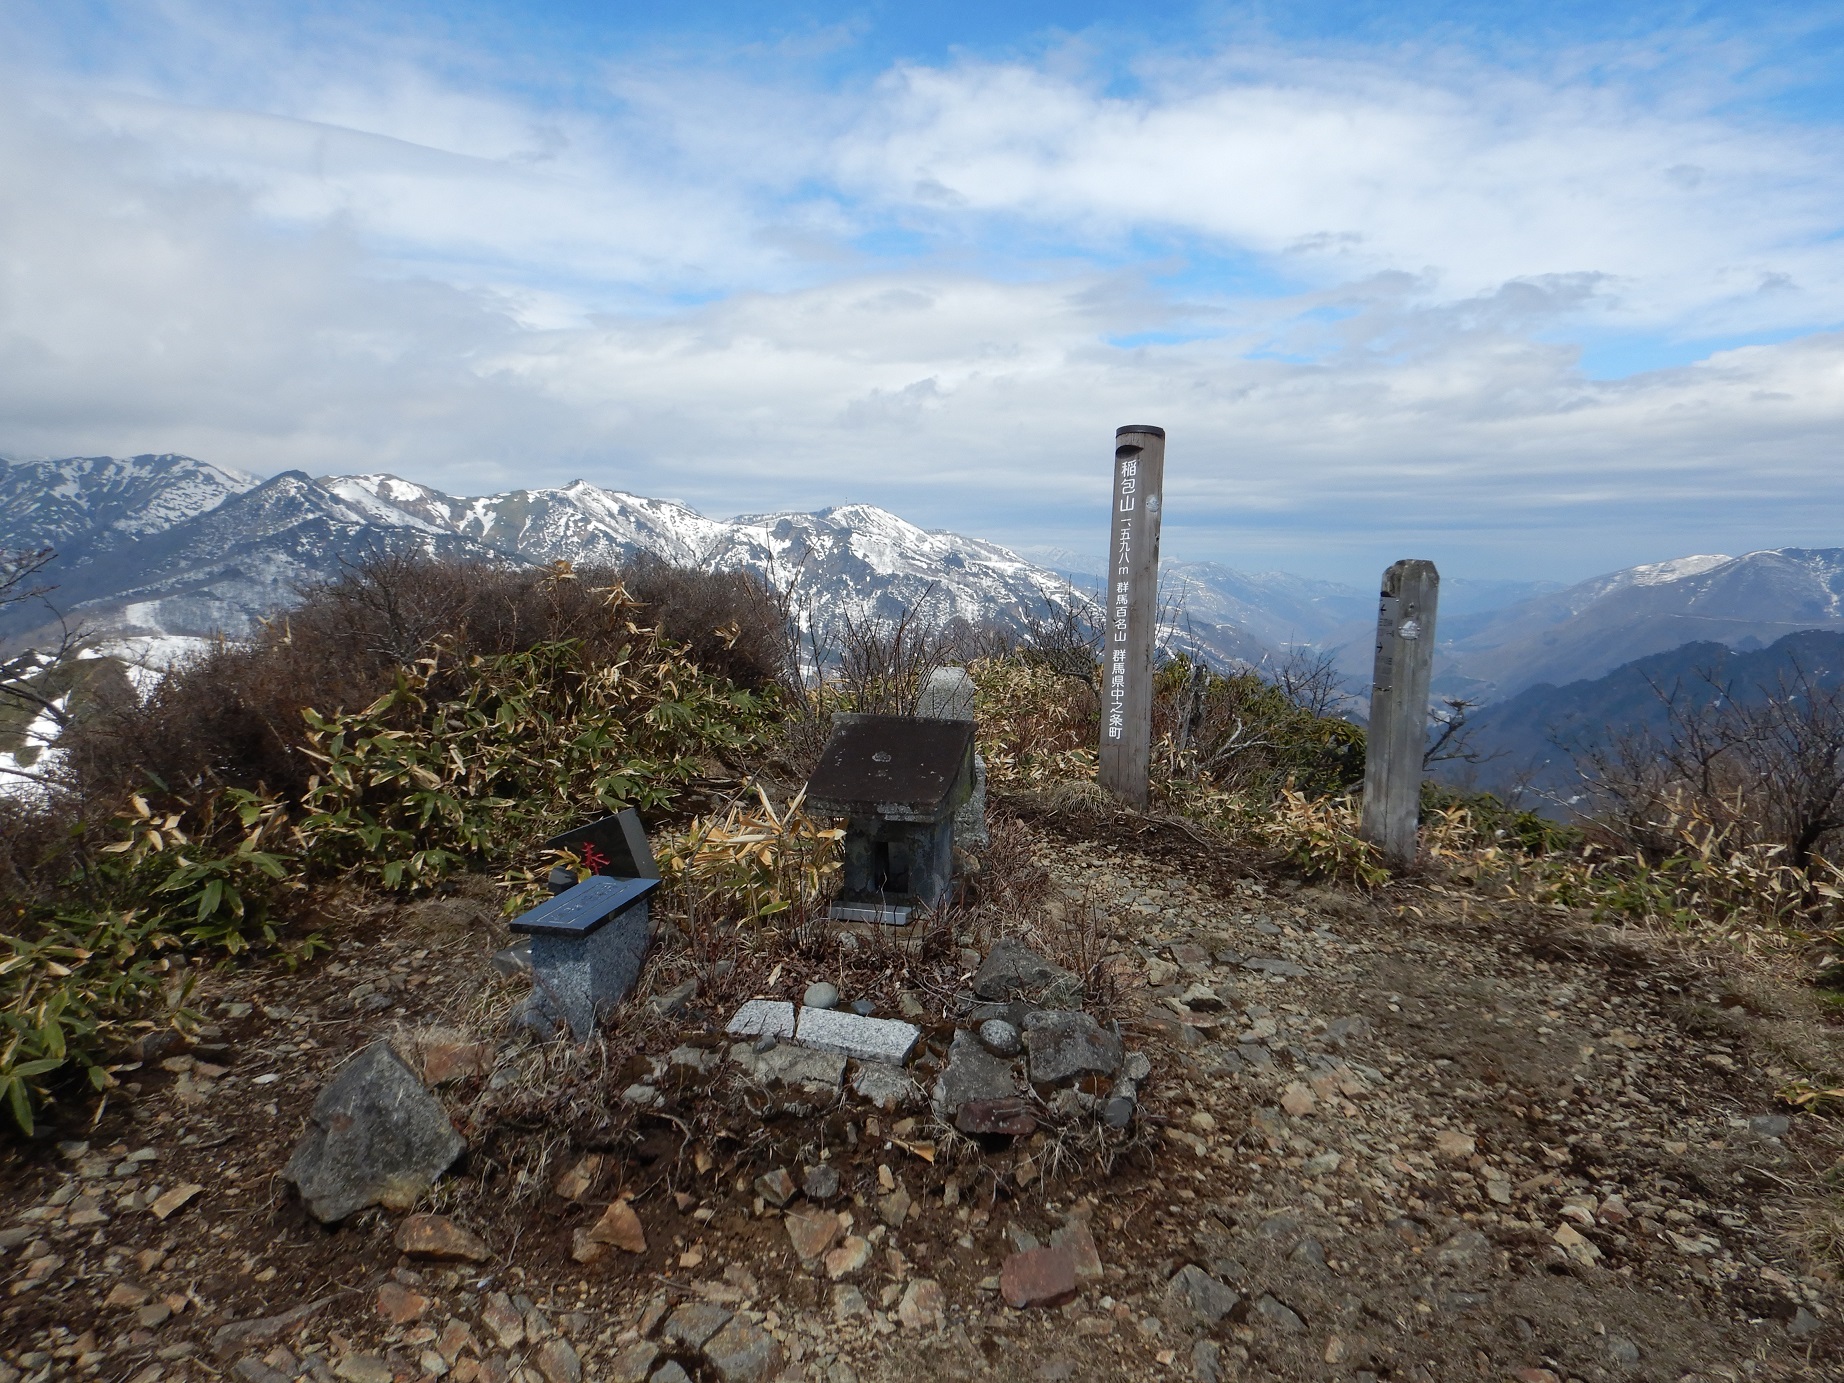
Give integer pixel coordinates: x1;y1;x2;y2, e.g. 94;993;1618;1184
4;804;1843;1383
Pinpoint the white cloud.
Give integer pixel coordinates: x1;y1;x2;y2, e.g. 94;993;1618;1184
1;10;1842;584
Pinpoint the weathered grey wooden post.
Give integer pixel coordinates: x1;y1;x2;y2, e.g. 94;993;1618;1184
1361;559;1439;866
1098;425;1166;809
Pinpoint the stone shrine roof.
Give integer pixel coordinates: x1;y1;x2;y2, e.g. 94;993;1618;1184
804;713;974;822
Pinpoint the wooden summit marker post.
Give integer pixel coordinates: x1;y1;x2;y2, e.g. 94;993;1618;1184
1098;424;1166;809
1360;559;1440;866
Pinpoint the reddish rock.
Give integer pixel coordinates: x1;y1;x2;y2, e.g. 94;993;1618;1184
1001;1246;1079;1309
424;1040;495;1086
1049;1220;1103;1281
783;1204;844;1264
436;1319;478;1363
394;1214;491;1262
375;1282;431;1324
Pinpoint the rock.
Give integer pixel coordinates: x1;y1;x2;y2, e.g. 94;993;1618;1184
553;1154;604;1201
1191;1340;1223;1383
977;1020;1021;1057
931;1029;1020;1117
850;998;876;1016
973;938;1079;1003
1049;1220;1103;1280
878;1186;912;1228
332;1357;393;1383
651;1365;694;1383
804;982;840;1010
394;1214;491;1262
1177;983;1226;1013
737;1042;847;1090
149;1182;204;1220
1605;1334;1642;1366
232;1359;292;1383
585;1199;647;1254
803;1164;841;1201
726;1000;797;1040
956;1097;1037;1136
375;1283;431;1323
1163;1266;1237;1328
833;1283;869;1319
210;1300;331;1357
1789;1307;1822;1337
606;1342;659;1383
482;1292;526;1348
668;1045;719;1074
1434;1129;1476;1161
896;1278;946;1330
1001;1246;1079;1308
647;978;699;1017
852;1062;920;1112
1240;956;1305;976
281;1042;465;1223
663;1302;733;1350
105;1281;151;1308
785;1203;845;1263
825;1236;873;1279
422;1038;495;1086
1750;1113;1792;1138
533;1339;582;1383
755;1168;797;1207
1279;1082;1316;1117
491;940;532;976
1435;1229;1491;1271
1023;1010;1122;1086
702;1315;787;1382
793;1008;920;1064
1252;1294;1304;1332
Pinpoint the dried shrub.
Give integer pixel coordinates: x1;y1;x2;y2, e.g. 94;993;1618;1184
65;553;790;807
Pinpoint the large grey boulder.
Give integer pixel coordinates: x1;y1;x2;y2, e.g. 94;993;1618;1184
972;937;1079;1005
931;1028;1021;1118
282;1042;465;1223
1023;1010;1123;1086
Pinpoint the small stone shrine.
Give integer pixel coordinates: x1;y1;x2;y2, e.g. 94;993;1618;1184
805;712;974;923
512;810;661;1040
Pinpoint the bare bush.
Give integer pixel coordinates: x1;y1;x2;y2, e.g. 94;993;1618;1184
64;553;790;807
1578;660;1844;868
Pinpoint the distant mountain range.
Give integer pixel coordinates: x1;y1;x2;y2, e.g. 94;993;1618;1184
1436;628;1844;809
0;455;1079;652
2;454;1840;708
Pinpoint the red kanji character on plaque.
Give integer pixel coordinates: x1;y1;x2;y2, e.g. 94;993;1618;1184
581;842;610;874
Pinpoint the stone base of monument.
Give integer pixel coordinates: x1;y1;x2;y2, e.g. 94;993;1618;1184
826;902;912;926
509;874;660;1042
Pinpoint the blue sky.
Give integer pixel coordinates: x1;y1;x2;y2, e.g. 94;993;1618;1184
3;0;1843;584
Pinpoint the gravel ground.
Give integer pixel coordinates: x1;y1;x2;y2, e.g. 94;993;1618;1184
3;809;1842;1383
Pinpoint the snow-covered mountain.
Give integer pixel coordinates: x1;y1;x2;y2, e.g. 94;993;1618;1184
0;453;259;557
0;456;1088;647
1438;548;1844;700
9;455;1837;703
